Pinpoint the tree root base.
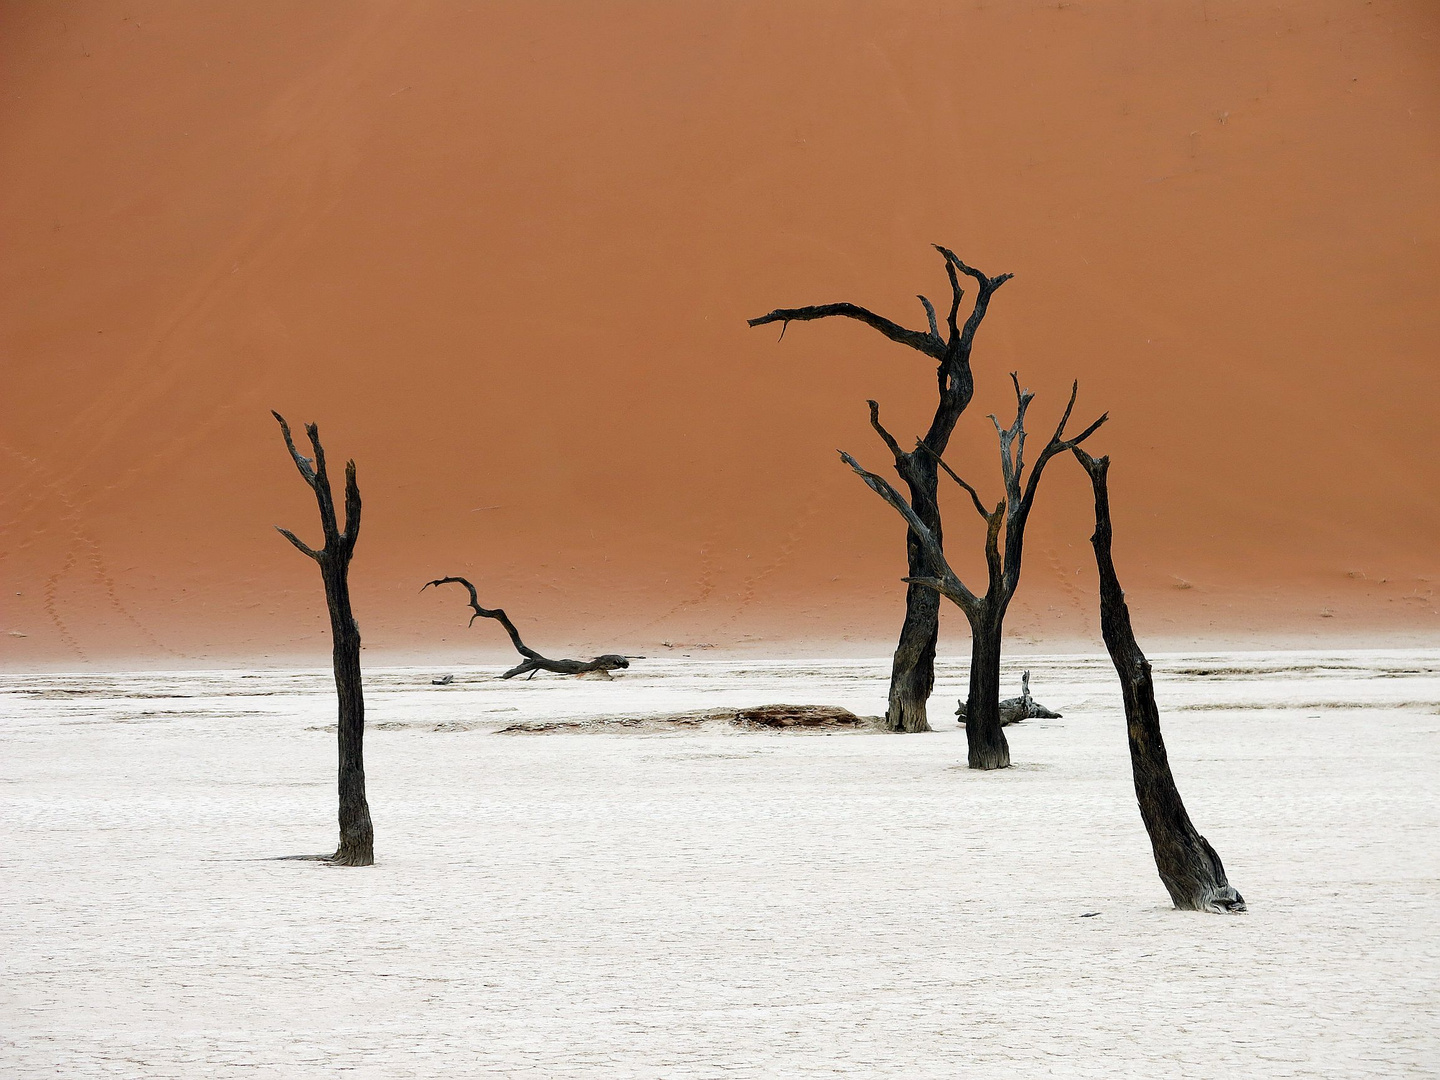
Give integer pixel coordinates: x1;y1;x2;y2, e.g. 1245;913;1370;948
269;845;374;867
966;745;1012;770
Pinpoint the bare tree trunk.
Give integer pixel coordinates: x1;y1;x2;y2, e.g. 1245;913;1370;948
963;607;1010;770
844;377;1105;769
323;558;373;866
274;412;374;867
886;592;939;731
888;468;943;732
750;247;1012;733
1073;448;1243;912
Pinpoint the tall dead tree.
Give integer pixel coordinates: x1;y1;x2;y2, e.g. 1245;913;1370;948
749;246;1011;733
273;411;374;866
424;576;632;679
1071;447;1244;911
842;376;1105;769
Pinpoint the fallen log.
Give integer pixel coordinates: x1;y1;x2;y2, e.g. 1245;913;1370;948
423;576;634;679
955;670;1061;727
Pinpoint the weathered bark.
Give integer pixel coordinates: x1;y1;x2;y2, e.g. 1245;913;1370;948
423;576;633;679
1072;447;1245;913
956;671;1062;726
887;470;943;732
273;411;374;867
750;246;1011;732
962;613;1009;769
841;377;1104;768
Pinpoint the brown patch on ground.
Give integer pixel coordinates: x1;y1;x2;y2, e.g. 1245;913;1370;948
498;705;880;735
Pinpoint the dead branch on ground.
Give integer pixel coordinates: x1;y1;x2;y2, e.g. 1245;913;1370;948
423;576;633;679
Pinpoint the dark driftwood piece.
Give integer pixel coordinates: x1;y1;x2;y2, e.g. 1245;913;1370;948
956;670;1061;727
423;576;631;679
1072;447;1245;913
749;246;1011;734
842;375;1105;769
273;411;373;867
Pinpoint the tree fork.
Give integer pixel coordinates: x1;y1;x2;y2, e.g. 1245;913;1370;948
842;377;1104;769
1071;447;1244;912
749;246;1012;732
273;411;374;867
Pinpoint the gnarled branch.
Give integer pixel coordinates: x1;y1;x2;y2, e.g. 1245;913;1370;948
837;451;981;612
1016;380;1108;525
914;439;990;520
423;576;633;680
272;411;359;560
917;295;940;340
747;302;943;358
866;399;908;467
934;245;1013;356
275;527;321;561
272;410;317;486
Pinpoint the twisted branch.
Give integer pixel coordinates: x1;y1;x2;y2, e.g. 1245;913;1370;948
423;576;633;680
837;451;981;612
272;411;359;561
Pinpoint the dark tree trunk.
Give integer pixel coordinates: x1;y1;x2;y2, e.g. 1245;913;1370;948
963;607;1010;770
322;559;373;866
843;377;1106;769
274;412;374;867
1073;448;1243;912
884;586;939;732
887;460;943;732
749;247;1012;733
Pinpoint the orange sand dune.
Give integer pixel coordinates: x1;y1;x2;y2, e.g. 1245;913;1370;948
2;0;1438;667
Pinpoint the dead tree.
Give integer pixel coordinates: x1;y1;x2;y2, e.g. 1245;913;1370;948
424;576;632;679
841;376;1105;769
749;246;1012;733
273;411;373;866
1071;447;1245;912
956;670;1061;726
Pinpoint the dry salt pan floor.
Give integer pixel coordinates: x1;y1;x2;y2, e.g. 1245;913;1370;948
2;651;1439;1079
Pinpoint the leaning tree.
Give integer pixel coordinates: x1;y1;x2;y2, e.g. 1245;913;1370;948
273;411;374;866
749;246;1011;733
1071;447;1244;911
841;376;1105;769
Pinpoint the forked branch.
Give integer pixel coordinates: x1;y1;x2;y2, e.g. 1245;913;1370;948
748;303;943;358
837;452;980;612
991;376;1108;594
934;245;1013;356
845;375;1105;613
915;439;990;520
423;576;633;679
747;244;1013;366
271;411;359;560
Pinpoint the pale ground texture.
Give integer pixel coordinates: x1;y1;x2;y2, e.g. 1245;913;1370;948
2;651;1438;1079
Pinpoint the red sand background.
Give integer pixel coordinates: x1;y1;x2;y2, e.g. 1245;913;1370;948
2;0;1438;667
